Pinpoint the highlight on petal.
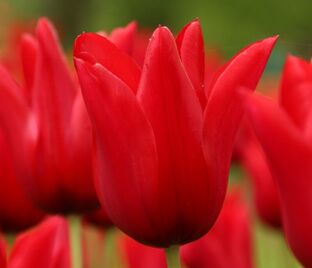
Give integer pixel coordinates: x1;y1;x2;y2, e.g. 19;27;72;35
244;91;312;267
202;36;277;224
74;32;141;93
8;216;70;268
176;19;206;108
137;26;213;245
74;58;159;244
0;64;31;163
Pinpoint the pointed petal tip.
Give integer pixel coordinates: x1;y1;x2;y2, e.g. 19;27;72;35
188;18;201;27
36;17;54;34
127;21;138;29
154;25;172;36
37;17;51;27
262;35;279;48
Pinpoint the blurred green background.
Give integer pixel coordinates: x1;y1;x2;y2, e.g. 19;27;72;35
2;0;312;61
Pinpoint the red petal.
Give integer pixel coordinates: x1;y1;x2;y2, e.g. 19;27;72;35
9;217;70;268
202;36;277;221
0;64;31;159
280;55;312;130
21;18;99;213
137;27;213;244
119;235;167;268
20;33;38;102
180;189;253;268
0;235;6;268
33;17;76;132
239;129;281;227
75;58;159;244
0;129;44;232
176;19;206;109
245;92;312;267
74;32;141;93
110;21;137;55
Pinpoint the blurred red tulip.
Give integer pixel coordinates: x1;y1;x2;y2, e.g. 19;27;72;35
0;64;45;232
0;17;99;214
235;119;281;228
74;19;276;246
8;216;71;268
180;189;253;268
119;235;167;268
244;55;312;268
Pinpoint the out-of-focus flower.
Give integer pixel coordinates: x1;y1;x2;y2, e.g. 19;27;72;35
0;17;99;214
8;216;71;268
119;235;167;268
74;19;276;247
235;119;281;228
244;55;312;267
180;189;253;268
0;64;44;232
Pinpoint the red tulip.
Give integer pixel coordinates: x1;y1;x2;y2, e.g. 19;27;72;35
0;18;99;214
74;19;277;246
0;64;44;232
8;216;71;268
180;189;253;268
244;55;312;268
235;119;281;228
119;235;167;268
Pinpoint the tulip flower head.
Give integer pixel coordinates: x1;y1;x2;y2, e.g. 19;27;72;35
74;19;277;247
244;55;312;267
0;18;99;214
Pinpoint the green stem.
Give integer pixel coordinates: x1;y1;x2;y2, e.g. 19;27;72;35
165;246;181;268
103;228;124;268
69;216;82;268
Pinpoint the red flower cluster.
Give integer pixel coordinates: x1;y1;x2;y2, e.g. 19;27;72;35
3;15;301;268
